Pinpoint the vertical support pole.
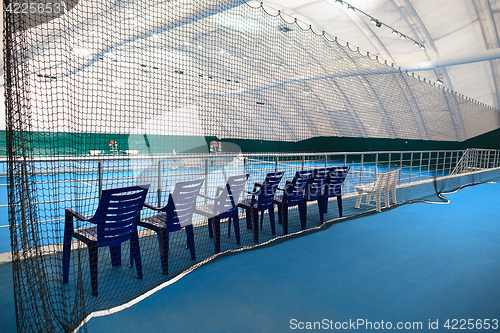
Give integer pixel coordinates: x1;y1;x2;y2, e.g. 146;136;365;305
388;153;392;172
427;152;431;179
302;155;305;170
409;152;413;183
275;156;278;173
343;154;347;166
418;152;423;181
442;151;446;176
325;154;327;168
244;157;247;175
375;153;379;179
204;158;209;203
98;161;103;200
449;151;454;175
157;160;162;207
21;160;28;249
359;154;364;186
399;152;403;184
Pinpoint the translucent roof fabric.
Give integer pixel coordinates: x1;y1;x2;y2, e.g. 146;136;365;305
14;0;499;144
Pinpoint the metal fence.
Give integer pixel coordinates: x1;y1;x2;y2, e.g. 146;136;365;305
0;148;499;236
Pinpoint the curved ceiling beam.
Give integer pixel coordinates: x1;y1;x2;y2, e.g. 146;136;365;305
400;48;500;71
389;0;454;91
471;0;500;108
324;0;395;64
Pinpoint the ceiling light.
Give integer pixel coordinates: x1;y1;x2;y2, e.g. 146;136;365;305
400;34;407;40
376;21;382;28
370;18;377;25
420;44;425;50
392;30;398;35
348;5;355;11
414;42;419;47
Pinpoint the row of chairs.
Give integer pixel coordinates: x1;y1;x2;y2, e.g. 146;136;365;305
62;166;352;296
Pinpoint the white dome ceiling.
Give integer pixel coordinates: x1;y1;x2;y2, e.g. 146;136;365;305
253;0;500;109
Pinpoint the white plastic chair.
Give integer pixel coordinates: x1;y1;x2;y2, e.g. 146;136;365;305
354;169;399;212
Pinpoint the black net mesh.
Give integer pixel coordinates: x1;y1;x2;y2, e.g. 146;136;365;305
3;1;500;332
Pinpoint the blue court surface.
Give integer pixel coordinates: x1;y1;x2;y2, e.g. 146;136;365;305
1;181;498;332
76;181;500;333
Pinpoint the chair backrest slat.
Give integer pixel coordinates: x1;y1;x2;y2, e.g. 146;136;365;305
257;171;284;209
165;178;204;227
214;174;249;216
304;168;328;201
325;166;350;196
283;170;312;206
93;185;149;246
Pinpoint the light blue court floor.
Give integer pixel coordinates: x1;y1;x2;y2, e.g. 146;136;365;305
1;181;500;332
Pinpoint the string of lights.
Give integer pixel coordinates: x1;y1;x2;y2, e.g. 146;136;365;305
334;0;426;50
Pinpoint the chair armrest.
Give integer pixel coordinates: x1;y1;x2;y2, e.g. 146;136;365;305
65;208;89;221
243;189;259;195
198;193;217;201
144;202;163;211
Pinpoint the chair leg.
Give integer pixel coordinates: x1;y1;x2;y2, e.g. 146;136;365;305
130;231;143;279
318;197;325;224
375;192;382;212
208;218;213;238
392;187;397;204
259;211;264;230
299;200;307;230
269;207;276;236
185;225;196;261
251;208;259;243
227;216;232;238
212;216;221;254
277;204;282;225
355;192;363;209
246;208;252;230
110;245;121;267
232;211;241;245
88;244;98;297
158;230;169;275
337;195;343;217
281;204;289;235
62;229;72;284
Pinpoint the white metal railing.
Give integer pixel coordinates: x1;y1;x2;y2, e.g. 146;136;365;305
451;148;500;175
1;149;499;233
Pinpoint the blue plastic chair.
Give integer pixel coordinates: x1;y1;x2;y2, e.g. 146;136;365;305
195;174;249;253
62;185;150;296
238;171;284;243
302;168;330;228
137;178;204;275
273;170;312;235
321;166;350;218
